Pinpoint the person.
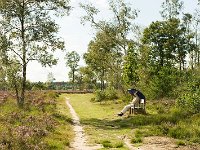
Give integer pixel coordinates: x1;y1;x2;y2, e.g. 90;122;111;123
117;88;146;116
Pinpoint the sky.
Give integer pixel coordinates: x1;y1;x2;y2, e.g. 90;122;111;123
26;0;199;82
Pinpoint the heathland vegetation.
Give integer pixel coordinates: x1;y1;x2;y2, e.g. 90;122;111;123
0;0;200;149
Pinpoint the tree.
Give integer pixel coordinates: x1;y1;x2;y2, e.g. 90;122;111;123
193;6;200;67
182;13;196;69
77;66;96;90
122;42;138;87
80;0;138;90
0;0;70;107
84;28;122;90
160;0;184;20
142;18;188;70
46;72;55;89
47;72;55;83
65;51;80;90
80;0;138;55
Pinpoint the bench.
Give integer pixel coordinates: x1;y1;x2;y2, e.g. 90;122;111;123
129;99;146;114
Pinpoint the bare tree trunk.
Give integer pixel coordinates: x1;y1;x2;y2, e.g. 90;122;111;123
13;77;20;105
72;69;75;90
19;0;26;107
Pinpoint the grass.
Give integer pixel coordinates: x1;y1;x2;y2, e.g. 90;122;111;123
0;92;73;150
44;94;74;150
63;93;200;149
64;94;130;149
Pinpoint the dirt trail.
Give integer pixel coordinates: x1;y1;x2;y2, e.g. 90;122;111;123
66;97;199;150
66;98;102;150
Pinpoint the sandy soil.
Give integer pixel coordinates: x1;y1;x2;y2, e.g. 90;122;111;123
134;136;200;150
66;98;102;150
66;97;199;150
125;136;200;150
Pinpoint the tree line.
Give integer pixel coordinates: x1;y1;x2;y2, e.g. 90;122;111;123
70;0;200;112
0;0;200;112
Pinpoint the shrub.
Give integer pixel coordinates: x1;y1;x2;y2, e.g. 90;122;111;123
168;126;192;139
95;90;106;102
101;140;113;148
131;137;142;144
114;142;124;148
177;92;200;114
94;88;118;102
143;66;179;99
176;140;186;146
176;69;200;114
105;88;118;100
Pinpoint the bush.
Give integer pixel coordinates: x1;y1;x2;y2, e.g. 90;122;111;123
176;140;186;146
105;88;118;100
131;137;142;144
176;71;200;114
95;90;106;102
168;126;192;139
101;140;113;148
146;67;179;99
94;88;118;102
177;92;200;114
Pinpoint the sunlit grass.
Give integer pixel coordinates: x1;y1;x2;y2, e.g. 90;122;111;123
63;93;131;149
63;94;200;149
44;95;74;150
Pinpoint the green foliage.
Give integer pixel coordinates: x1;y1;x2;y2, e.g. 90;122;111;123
105;88;118;100
177;92;200;114
123;42;139;86
0;91;72;149
176;69;200;114
176;140;186;146
143;66;179;99
81;0;138;90
94;90;106;102
65;51;80;90
101;140;113;148
114;142;124;148
160;0;184;19
0;0;70;106
168;126;192;139
100;140;124;148
131;137;142;144
93;88;118;102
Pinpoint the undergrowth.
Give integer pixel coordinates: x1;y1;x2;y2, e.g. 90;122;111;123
0;91;73;150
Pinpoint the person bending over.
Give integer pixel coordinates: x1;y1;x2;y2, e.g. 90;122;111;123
118;88;145;116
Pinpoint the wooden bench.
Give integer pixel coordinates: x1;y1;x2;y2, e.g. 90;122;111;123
129;99;146;114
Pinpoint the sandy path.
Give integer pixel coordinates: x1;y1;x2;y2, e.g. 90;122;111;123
66;98;102;150
65;97;199;150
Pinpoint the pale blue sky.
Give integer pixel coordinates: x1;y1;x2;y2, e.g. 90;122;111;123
27;0;198;82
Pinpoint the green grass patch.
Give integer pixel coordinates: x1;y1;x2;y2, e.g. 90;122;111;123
131;137;143;144
63;94;200;149
176;140;186;146
44;94;74;149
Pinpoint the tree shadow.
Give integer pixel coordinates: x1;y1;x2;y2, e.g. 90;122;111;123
80;111;189;131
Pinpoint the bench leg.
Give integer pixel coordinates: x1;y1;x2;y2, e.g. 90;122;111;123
129;107;134;114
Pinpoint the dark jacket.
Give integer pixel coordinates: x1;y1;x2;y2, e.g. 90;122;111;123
136;90;145;100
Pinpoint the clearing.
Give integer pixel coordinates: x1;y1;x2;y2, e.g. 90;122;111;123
64;94;200;150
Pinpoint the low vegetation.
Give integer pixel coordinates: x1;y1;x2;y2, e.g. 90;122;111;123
0;91;73;150
66;93;200;149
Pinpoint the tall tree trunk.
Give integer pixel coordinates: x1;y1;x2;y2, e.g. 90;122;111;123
19;0;26;107
72;69;75;90
14;77;20;105
100;69;105;91
190;51;194;70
